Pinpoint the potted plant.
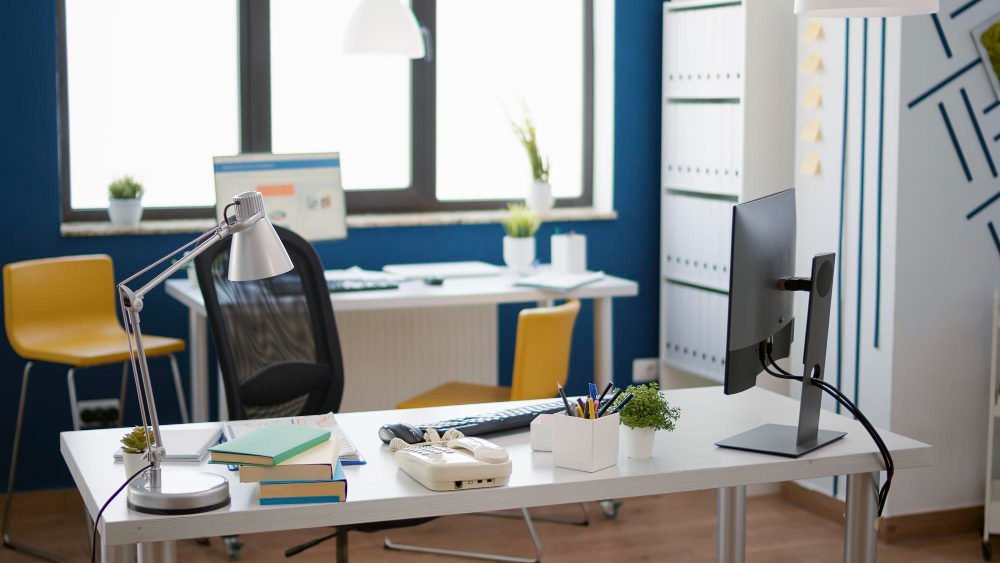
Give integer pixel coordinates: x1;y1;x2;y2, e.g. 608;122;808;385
613;382;681;459
500;203;541;274
108;175;145;227
511;110;553;214
120;426;153;477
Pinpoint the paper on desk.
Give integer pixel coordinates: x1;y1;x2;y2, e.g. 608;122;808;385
514;271;604;293
223;412;365;465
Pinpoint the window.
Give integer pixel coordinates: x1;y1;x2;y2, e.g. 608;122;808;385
59;1;596;221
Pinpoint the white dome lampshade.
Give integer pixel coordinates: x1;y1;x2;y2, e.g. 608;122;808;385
794;0;938;17
343;0;425;58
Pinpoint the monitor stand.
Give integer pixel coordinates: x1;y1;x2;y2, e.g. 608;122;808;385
716;253;846;459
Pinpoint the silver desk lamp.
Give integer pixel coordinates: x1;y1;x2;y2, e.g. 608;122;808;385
117;191;292;514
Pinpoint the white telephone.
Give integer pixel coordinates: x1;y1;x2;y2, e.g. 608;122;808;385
394;437;512;492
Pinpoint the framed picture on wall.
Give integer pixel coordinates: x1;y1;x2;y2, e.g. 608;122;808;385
973;12;1000;101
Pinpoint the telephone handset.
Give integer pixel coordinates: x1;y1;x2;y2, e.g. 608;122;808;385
394;436;512;491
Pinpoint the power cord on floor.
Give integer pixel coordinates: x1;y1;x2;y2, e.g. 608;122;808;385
92;463;152;563
761;344;893;528
285;527;355;557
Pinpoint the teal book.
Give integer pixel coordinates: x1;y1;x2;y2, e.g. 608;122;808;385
208;424;330;466
259;460;347;505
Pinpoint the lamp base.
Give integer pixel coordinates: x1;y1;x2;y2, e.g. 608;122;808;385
127;471;231;515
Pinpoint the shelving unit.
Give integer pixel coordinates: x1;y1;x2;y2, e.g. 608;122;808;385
659;0;796;385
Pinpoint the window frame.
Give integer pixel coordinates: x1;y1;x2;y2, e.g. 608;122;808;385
58;0;594;222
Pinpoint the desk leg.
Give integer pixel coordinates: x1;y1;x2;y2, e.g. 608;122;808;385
101;540;136;563
844;472;879;563
138;541;176;563
594;297;613;389
717;485;746;563
188;310;209;422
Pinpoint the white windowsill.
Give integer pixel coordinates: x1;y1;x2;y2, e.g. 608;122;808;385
60;207;617;237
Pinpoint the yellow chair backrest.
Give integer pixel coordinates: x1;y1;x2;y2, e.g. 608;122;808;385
4;255;120;356
509;299;581;401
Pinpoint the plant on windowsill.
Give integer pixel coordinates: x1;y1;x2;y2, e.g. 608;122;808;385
613;382;681;459
500;204;541;274
511;106;553;214
108;175;145;228
120;426;154;477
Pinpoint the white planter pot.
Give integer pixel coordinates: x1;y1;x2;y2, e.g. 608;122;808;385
526;180;554;214
108;198;143;227
187;268;198;286
122;450;148;478
503;236;536;273
623;426;656;459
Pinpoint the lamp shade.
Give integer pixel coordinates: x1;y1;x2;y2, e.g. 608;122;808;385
227;191;294;282
343;0;425;58
794;0;938;16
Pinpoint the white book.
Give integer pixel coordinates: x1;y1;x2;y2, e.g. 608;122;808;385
513;271;605;292
224;413;365;465
666;283;676;362
114;427;223;463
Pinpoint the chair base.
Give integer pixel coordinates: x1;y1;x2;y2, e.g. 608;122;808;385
2;538;73;563
482;502;590;526
384;508;540;563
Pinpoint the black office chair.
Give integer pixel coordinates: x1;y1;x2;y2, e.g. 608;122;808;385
195;225;432;562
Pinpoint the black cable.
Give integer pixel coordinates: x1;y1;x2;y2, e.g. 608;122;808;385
92;464;152;563
764;350;894;519
285;526;355;557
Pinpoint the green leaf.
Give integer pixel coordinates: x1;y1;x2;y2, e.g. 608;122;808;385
612;382;681;431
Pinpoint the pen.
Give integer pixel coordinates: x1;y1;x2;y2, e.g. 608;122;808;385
576;404;584;417
610;393;634;414
577;397;587;418
557;383;575;417
597;382;613;403
597;389;620;417
588;397;595;419
588;383;598;401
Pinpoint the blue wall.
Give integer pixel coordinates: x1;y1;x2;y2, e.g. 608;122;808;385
0;1;662;491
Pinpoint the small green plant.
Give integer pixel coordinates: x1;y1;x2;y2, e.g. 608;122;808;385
120;426;154;454
613;382;681;431
108;175;144;200
510;108;549;183
500;204;541;238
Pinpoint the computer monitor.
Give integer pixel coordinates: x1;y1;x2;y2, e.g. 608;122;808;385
715;189;846;458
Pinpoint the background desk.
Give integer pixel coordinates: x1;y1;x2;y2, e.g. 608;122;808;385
165;271;638;421
63;387;931;563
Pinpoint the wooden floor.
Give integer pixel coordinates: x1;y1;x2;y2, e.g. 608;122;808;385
0;490;989;562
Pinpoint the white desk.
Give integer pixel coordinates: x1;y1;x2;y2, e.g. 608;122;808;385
165;270;639;422
62;386;930;563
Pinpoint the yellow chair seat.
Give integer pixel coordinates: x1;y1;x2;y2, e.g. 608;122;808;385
397;382;512;409
16;328;184;367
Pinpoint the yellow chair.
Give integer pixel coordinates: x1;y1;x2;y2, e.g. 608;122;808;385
397;299;581;409
2;255;188;560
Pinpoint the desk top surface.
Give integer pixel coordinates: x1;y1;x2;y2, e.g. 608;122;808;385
165;268;638;313
62;386;930;545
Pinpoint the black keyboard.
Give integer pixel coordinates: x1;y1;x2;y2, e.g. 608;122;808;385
327;279;398;293
416;400;566;436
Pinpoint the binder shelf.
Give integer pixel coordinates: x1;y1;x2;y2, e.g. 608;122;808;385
659;0;796;386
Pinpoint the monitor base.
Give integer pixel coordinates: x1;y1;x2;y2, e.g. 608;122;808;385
715;423;846;458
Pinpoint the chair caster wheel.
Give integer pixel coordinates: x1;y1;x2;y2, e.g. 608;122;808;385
984;539;993;561
195;538;210;547
223;536;244;560
598;500;623;520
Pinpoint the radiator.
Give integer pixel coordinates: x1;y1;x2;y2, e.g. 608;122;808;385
333;305;499;412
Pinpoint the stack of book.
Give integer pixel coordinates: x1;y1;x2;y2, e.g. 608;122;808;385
209;425;347;505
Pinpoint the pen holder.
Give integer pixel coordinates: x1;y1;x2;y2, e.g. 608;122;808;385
552;412;620;473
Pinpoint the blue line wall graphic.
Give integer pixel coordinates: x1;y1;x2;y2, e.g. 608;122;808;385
908;59;982;108
938;102;973;181
985;100;1000;114
990;222;1000;259
853;19;868;411
951;0;984;19
968;190;1000;219
875;19;886;349
931;14;953;59
960;88;997;177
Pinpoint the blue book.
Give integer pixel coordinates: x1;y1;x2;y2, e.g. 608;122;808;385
258;460;347;505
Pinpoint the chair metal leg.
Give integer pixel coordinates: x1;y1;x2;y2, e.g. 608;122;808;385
384;508;541;563
167;354;190;424
483;502;590;526
67;367;80;432
4;361;73;563
118;362;129;427
336;529;348;563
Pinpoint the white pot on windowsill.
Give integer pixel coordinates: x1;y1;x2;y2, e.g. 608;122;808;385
623;426;656;459
108;198;144;227
503;236;536;274
526;180;554;215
